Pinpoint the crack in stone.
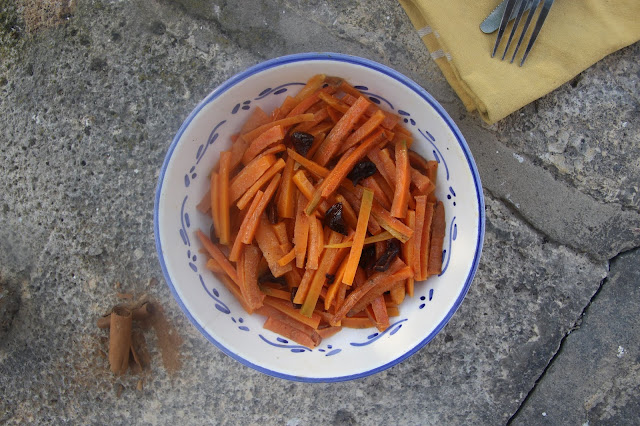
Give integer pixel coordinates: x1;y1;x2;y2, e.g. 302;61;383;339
505;246;640;424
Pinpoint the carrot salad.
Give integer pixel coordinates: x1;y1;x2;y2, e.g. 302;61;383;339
196;75;445;349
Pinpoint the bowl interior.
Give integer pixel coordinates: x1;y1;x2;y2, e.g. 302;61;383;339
155;53;484;382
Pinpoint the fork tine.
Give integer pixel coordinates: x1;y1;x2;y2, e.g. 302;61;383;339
519;0;555;66
501;0;530;60
492;0;519;58
510;0;541;63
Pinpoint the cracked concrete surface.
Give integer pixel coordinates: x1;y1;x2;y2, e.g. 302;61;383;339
0;0;638;424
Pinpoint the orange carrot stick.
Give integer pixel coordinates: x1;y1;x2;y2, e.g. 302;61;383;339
308;120;335;136
371;295;390;331
272;96;298;120
286;148;329;178
324;278;341;311
210;173;220;238
408;150;431;173
324;231;394;249
305;130;385;216
278;247;296;267
337;187;383;236
263;317;319;349
229;108;272;168
264;296;321;329
319;130;386;199
236;158;285;210
413;196;427;280
389;283;405;306
306;217;321;270
325;106;343;124
254;215;293;278
284;268;303;289
337;80;364;98
292;170;330;215
362;176;392;210
229;136;251;171
392;126;413;148
239;245;266;311
306;132;327;159
370;200;413;243
410;166;435;194
256;305;321;345
196;230;240;285
240;174;282;244
338;109;386;155
277;156;296;219
300;231;343;317
293;74;326;103
425;161;438;202
197;188;211;214
342;94;400;130
241;125;285;165
333;194;358;231
342;189;374;286
313;96;371;166
205;257;224;274
427;201;445;277
292;108;329;134
241;114;314;143
229;154;275;204
258;285;291;301
317;326;342;339
350;266;413;314
391;139;409;218
272;222;289;246
294;193;310;268
403;210;416;297
253;143;286;161
366;151;394;194
341;317;376;328
287;87;336;119
240;106;271;134
318;92;350;114
419;202;435;281
292;267;315;305
218;151;232;245
330;258;406;324
325;255;349;309
218;273;254;314
229;190;264;262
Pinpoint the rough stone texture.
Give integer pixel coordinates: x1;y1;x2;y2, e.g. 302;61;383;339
464;127;640;260
513;248;640;425
0;0;638;424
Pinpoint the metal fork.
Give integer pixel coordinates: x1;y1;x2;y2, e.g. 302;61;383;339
491;0;555;66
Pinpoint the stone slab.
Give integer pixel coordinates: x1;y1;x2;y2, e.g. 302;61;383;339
512;248;640;425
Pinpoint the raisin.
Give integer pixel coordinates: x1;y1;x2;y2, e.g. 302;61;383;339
266;200;278;224
373;239;401;272
359;244;376;270
325;274;335;285
290;131;314;157
324;203;347;235
347;160;377;186
258;272;286;286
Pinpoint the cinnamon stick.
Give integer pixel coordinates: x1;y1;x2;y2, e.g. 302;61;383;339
108;306;132;375
97;302;153;329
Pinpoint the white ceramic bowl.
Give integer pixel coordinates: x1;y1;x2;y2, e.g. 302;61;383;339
154;53;484;382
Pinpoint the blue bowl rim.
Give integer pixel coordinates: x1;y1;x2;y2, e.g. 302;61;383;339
154;52;485;382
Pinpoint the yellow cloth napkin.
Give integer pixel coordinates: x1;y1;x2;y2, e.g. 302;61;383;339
399;0;640;124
